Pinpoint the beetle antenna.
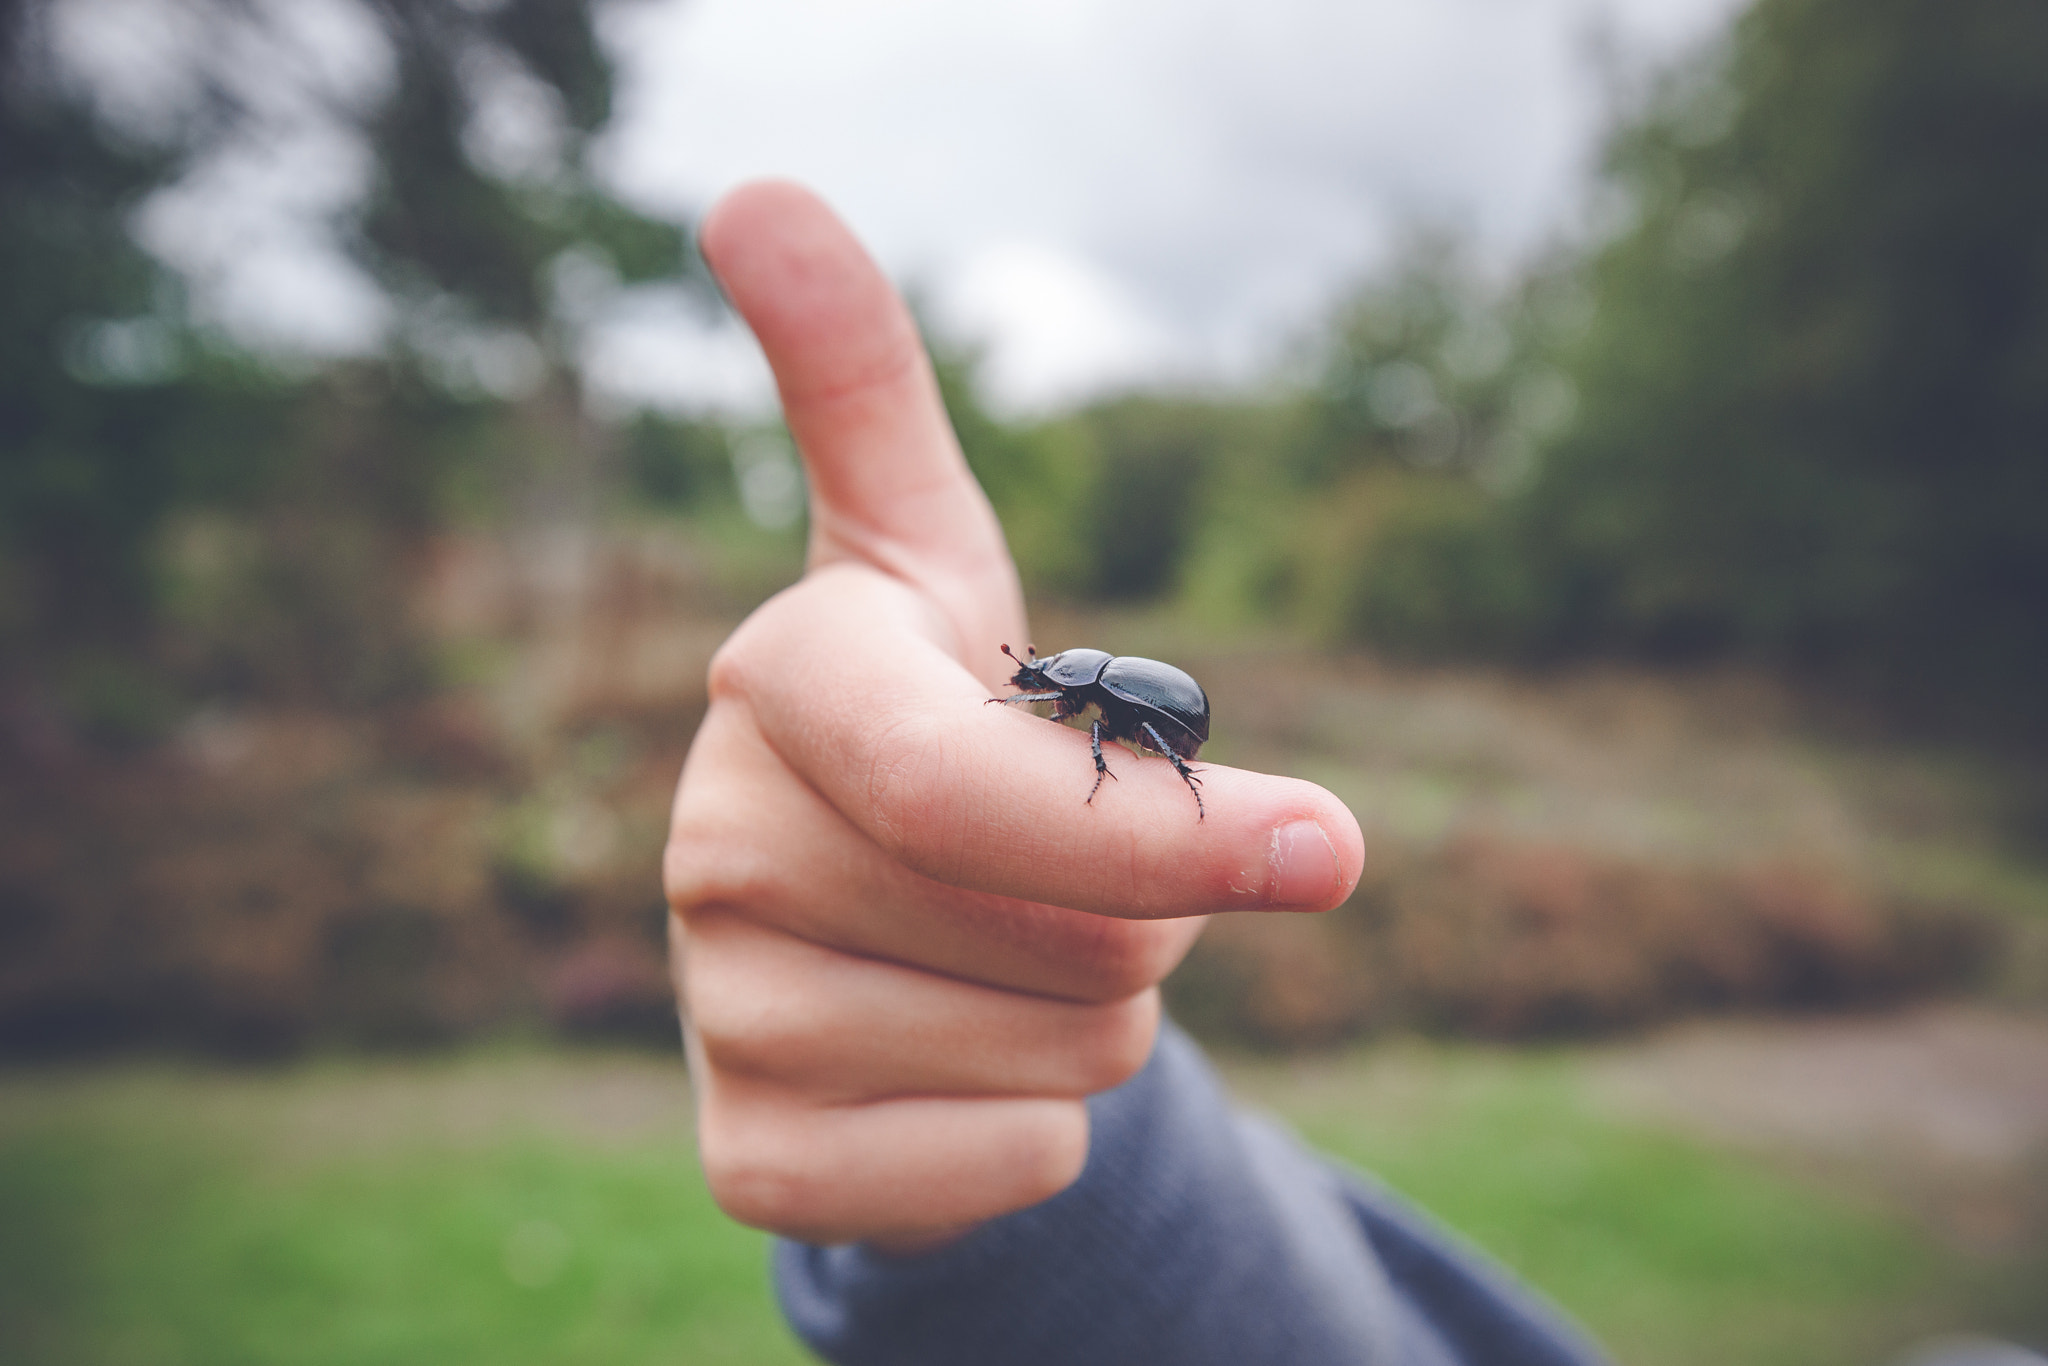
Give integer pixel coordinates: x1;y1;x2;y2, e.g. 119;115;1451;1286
1001;643;1025;667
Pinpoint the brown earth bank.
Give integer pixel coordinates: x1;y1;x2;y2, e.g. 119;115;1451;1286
1168;838;2000;1048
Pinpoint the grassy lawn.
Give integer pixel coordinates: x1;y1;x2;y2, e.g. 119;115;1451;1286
0;1055;806;1366
1;1043;2038;1366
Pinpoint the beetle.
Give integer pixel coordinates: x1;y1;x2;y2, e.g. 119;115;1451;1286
986;643;1211;818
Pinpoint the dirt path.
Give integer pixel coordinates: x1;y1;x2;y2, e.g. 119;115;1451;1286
1585;1005;2048;1251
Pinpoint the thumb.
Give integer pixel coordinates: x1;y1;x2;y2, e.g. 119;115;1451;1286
699;180;1024;667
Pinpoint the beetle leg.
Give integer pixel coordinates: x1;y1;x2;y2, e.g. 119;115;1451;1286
1140;721;1206;820
1087;718;1118;803
1052;691;1090;722
987;691;1065;706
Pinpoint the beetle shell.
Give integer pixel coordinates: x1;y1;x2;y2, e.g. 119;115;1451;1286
1098;656;1210;751
1033;648;1114;688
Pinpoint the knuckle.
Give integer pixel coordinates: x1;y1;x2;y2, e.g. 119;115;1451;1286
705;638;748;703
698;1121;814;1233
705;582;812;704
1012;1104;1090;1205
661;829;715;911
862;713;961;868
705;616;771;703
1084;923;1179;1000
681;946;804;1076
663;825;778;917
1062;918;1190;1002
1076;992;1160;1094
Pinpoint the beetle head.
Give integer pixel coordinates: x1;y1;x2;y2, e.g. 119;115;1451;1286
1000;642;1044;687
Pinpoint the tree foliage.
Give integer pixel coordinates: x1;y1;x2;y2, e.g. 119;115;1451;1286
1293;234;1578;489
358;0;697;338
0;0;264;661
0;0;700;725
1516;0;2048;725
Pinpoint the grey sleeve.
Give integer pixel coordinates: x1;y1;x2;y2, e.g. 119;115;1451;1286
773;1024;1610;1366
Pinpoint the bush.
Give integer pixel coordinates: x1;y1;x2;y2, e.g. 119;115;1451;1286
1167;832;2002;1050
1345;480;1537;658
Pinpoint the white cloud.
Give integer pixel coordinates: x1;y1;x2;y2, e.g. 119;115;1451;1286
60;0;393;355
135;120;388;356
939;242;1176;413
596;0;1747;413
579;299;775;418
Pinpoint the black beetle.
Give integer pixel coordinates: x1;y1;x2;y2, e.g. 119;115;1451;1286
986;644;1211;818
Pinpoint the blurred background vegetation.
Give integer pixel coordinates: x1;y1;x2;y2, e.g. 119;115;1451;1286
964;0;2048;721
12;0;2041;1057
2;0;2046;1360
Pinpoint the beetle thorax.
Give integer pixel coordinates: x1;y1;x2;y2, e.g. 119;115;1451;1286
1034;648;1115;688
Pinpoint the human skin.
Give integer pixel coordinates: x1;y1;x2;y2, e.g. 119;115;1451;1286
664;180;1365;1254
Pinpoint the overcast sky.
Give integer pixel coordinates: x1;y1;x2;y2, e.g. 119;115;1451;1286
78;0;1748;416
591;0;1745;415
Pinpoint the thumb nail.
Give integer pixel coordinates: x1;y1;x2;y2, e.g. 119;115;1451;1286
1265;820;1340;910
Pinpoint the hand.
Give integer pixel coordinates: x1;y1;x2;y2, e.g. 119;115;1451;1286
664;181;1365;1252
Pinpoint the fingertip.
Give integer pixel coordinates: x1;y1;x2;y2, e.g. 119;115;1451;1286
699;179;823;277
696;179;919;406
1324;800;1368;906
1217;775;1364;914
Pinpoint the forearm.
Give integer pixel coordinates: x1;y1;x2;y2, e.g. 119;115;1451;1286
775;1024;1607;1366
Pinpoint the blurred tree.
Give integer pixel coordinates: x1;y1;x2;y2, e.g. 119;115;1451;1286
622;411;730;512
926;326;1092;598
1517;0;2048;729
1298;235;1515;484
1069;397;1213;600
355;0;701;355
0;0;712;1055
1292;233;1592;488
0;0;703;726
1266;236;1586;654
0;0;299;733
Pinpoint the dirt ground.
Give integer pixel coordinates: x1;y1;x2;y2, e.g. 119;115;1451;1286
1586;1005;2048;1253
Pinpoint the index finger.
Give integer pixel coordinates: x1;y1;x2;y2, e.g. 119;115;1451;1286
701;180;1023;677
716;566;1365;921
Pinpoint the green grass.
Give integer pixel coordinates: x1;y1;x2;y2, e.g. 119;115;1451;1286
0;1059;806;1366
1;1047;2037;1366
